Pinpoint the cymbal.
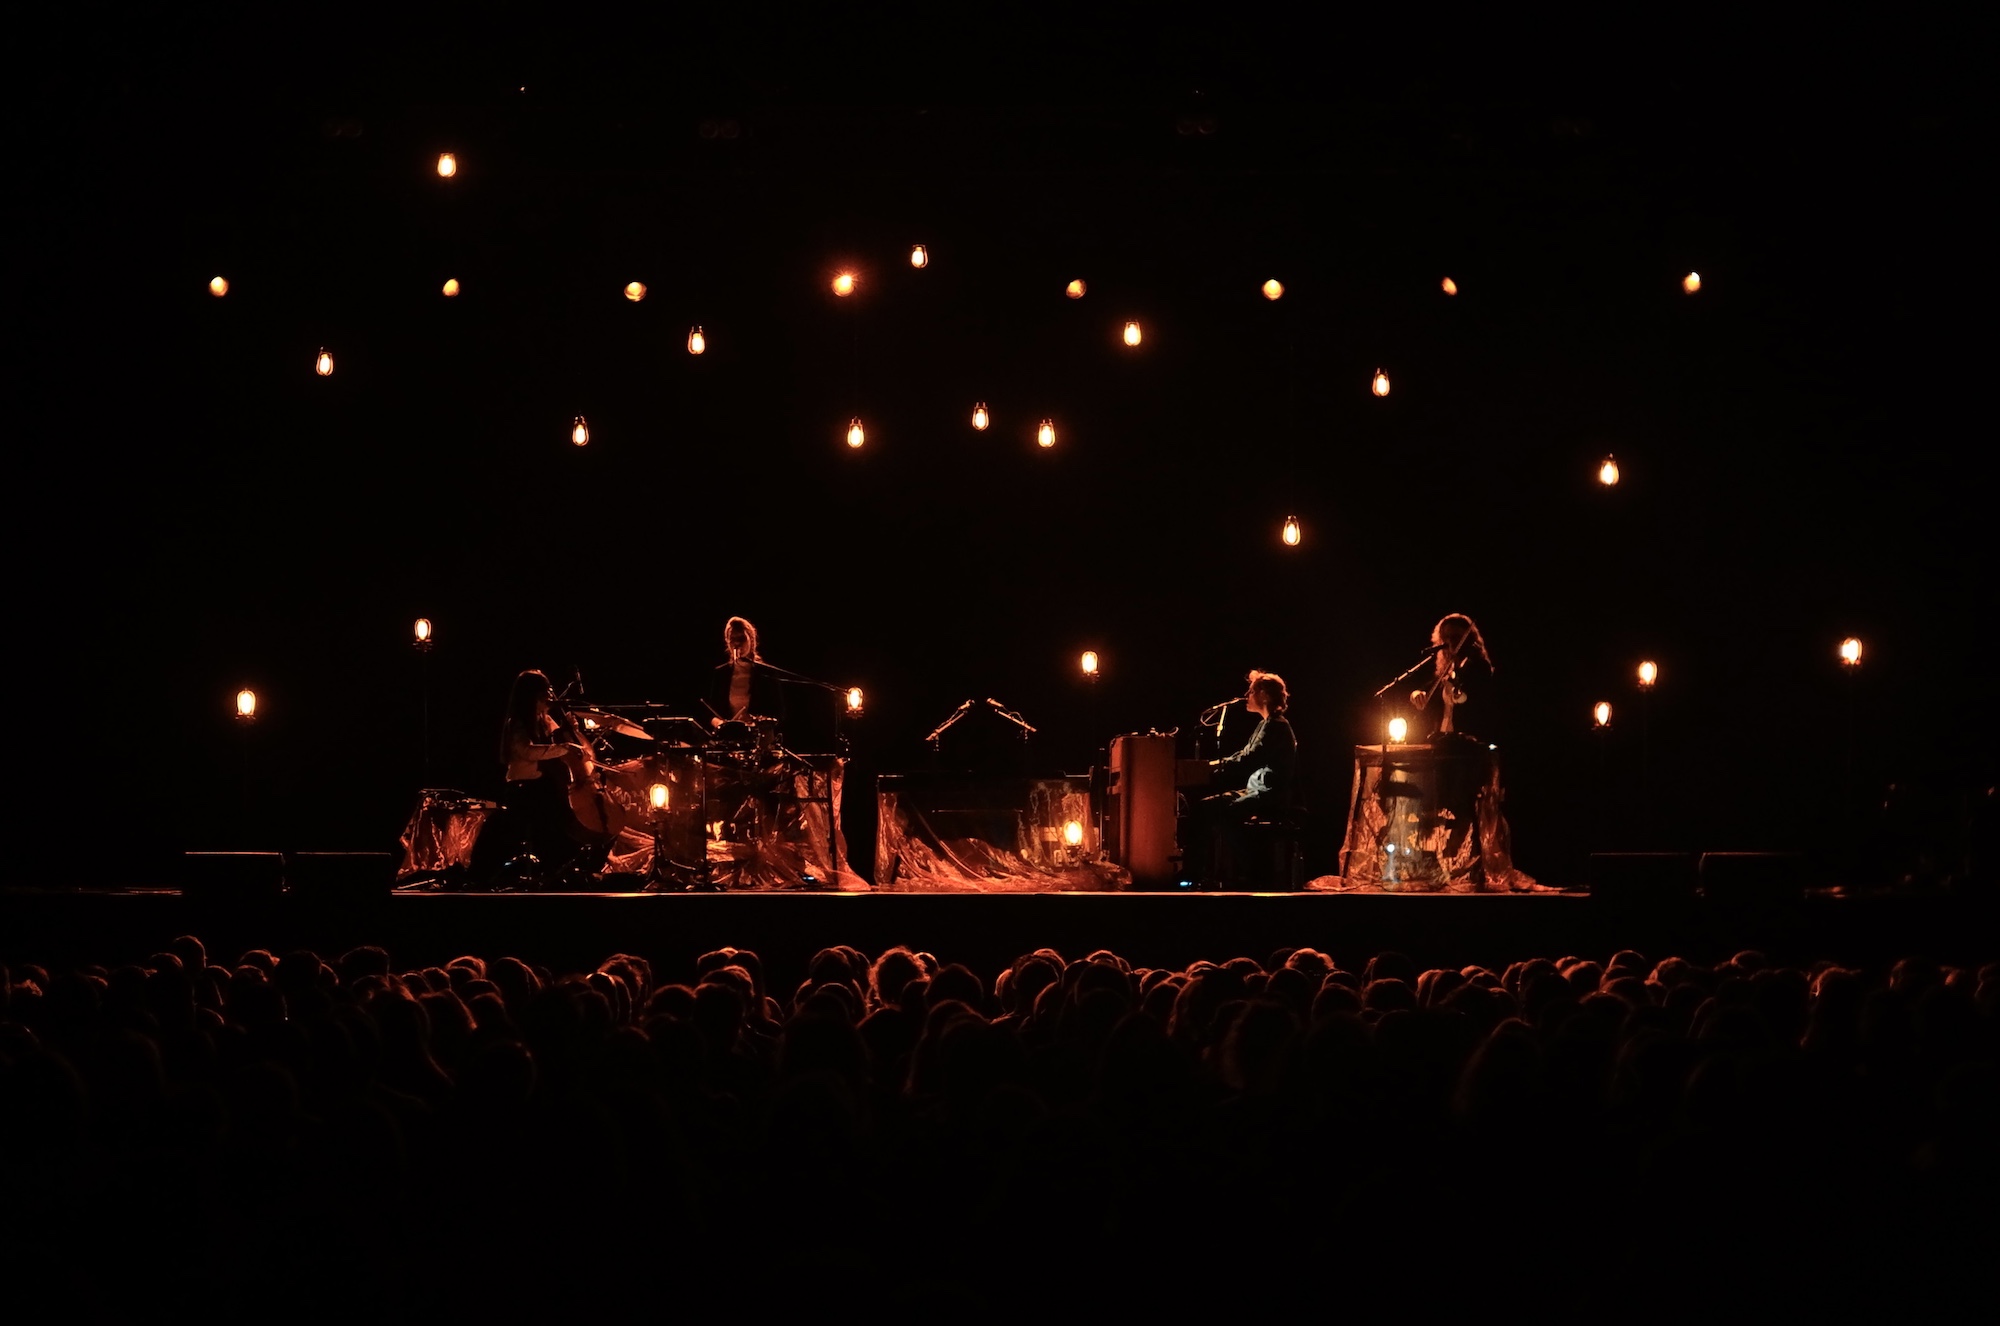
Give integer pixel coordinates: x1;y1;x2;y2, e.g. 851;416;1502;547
572;708;652;740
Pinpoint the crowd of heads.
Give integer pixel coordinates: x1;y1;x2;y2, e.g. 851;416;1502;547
3;935;1993;1312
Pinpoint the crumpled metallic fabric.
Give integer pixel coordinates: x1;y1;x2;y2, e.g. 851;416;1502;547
875;776;1127;891
1336;744;1537;892
397;789;499;880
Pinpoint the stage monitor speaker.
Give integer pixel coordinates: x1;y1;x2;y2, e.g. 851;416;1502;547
1698;851;1809;904
1587;853;1697;905
287;852;395;902
181;851;285;903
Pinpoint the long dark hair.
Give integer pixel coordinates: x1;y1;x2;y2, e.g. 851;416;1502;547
499;669;553;762
1431;614;1494;670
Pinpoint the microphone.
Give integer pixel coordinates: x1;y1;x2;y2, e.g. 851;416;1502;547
1199;697;1241;719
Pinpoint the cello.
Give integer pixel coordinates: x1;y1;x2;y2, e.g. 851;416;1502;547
550;698;632;839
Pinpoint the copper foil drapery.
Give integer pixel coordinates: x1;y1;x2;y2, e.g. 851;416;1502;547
1337;743;1537;892
875;775;1125;891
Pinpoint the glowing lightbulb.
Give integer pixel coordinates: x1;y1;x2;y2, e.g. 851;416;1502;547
846;686;865;714
971;402;989;431
1599;455;1620;486
1262;279;1284;300
1063;820;1084;848
209;275;229;297
649;782;670;811
832;271;856;297
441;278;460;297
1637;660;1657;689
910;244;928;268
571;416;590;447
1037;419;1056;448
1080;650;1099;677
624;281;647;302
687;326;706;355
1441;276;1458;296
1683;271;1701;294
1372;368;1391;397
1388;716;1409;744
1123;321;1142;346
236;688;258;721
1066;279;1086;298
436;152;457;178
1593;701;1613;728
1839;637;1863;667
846;418;865;449
314;348;334;377
413;617;433;648
1281;515;1301;547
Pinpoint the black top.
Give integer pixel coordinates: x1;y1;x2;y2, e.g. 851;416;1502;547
1215;712;1298;810
709;660;789;726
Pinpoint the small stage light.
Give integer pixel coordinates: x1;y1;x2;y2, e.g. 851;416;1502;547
413;618;433;651
1066;279;1086;298
687;326;706;355
624;281;647;302
1123;321;1142;347
1262;279;1284;300
1598;455;1620;486
1594;701;1613;728
1441;277;1458;296
833;272;856;297
649;782;670;811
571;416;590;447
315;348;334;377
1683;271;1701;294
436;152;457;178
209;276;229;297
846;687;865;715
1637;660;1657;689
1080;650;1099;678
1372;368;1391;397
1282;515;1302;547
1388;716;1408;744
1839;637;1863;668
1063;820;1085;848
971;402;989;431
846;418;865;448
236;688;258;722
910;245;928;268
1037;419;1056;448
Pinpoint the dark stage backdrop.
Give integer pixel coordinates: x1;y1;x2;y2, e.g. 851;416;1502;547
16;7;1986;885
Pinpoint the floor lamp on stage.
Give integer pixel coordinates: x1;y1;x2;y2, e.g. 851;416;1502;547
413;618;434;785
234;688;258;838
1636;661;1657;838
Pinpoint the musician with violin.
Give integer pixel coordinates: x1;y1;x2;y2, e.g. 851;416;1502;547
1409;613;1495;741
500;668;613;875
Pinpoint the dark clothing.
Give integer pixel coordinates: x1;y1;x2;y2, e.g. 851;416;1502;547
1427;652;1496;743
1213;713;1298;812
708;661;789;727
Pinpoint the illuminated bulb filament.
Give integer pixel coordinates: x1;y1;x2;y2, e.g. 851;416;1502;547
315;348;334;377
1388;717;1408;744
1599;456;1620;486
832;272;856;297
436;152;457;177
910;244;928;268
1063;820;1084;848
1066;279;1086;298
1080;650;1099;677
1372;368;1391;397
971;402;989;431
209;275;229;297
571;416;590;447
1123;321;1142;346
1839;637;1863;666
1262;279;1284;300
846;687;865;713
1441;276;1458;296
1594;702;1613;728
846;418;865;449
624;281;647;302
236;688;258;720
1037;419;1056;448
687;326;706;355
1282;515;1301;547
649;783;670;810
1637;660;1657;688
442;278;460;297
413;617;433;645
1683;271;1702;294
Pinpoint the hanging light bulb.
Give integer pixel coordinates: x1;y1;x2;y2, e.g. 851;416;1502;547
1388;716;1409;744
413;618;433;651
1066;279;1086;298
1262;279;1284;301
1037;419;1056;448
687;326;706;355
235;688;258;722
832;271;856;297
846;418;865;449
624;281;647;302
314;348;334;377
209;275;229;297
441;278;460;297
436;152;457;178
1063;820;1085;848
971;402;990;431
571;416;590;447
1683;271;1702;294
1080;650;1099;678
649;782;670;811
1441;276;1458;296
1281;515;1301;547
1598;455;1621;486
1593;701;1613;728
1372;368;1391;397
1637;660;1658;689
1839;637;1863;668
846;686;865;714
1123;321;1142;346
910;244;928;268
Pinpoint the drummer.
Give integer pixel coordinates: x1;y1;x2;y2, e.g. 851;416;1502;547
708;615;787;731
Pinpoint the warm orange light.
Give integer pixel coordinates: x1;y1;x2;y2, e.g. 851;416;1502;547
649;782;670;811
1066;279;1086;299
1281;515;1301;547
1637;660;1657;689
832;271;856;297
624;281;647;302
910;244;928;268
209;275;229;297
1063;819;1085;848
846;686;865;714
971;402;989;431
687;326;706;355
235;688;258;721
314;348;334;377
1080;650;1099;677
1123;321;1142;347
1372;368;1391;397
1598;455;1620;486
413;617;433;648
1839;637;1863;667
846;418;865;449
436;152;457;178
1037;419;1056;448
1441;276;1458;296
1594;701;1613;728
1683;271;1701;294
1388;716;1409;744
571;416;590;447
1262;279;1284;301
442;278;460;297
